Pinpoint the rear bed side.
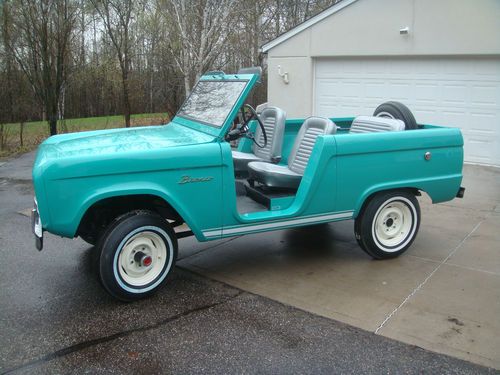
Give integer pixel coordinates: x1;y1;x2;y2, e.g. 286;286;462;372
333;126;464;216
232;122;462;227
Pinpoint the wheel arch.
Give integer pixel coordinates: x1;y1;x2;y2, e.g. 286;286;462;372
75;188;200;240
354;186;422;219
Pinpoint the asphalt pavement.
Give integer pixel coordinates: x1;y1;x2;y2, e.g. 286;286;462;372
0;152;496;374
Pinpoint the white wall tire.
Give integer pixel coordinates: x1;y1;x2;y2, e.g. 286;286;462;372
355;191;420;259
98;211;177;301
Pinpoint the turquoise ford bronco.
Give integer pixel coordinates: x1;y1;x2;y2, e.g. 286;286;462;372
31;69;465;300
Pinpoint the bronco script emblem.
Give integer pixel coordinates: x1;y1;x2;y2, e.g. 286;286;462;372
178;175;213;184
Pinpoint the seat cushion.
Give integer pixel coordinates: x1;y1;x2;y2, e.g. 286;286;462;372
248;161;302;189
232;151;262;172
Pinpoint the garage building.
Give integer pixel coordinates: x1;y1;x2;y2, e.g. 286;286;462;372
262;0;500;166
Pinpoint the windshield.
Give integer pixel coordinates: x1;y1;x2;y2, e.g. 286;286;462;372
177;80;248;127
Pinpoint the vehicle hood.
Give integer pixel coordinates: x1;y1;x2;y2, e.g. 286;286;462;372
36;122;215;163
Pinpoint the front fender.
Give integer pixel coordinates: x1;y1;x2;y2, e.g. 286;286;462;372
41;142;224;241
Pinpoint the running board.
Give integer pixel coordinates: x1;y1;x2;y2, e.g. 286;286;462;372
245;184;296;210
176;230;194;239
245;184;271;208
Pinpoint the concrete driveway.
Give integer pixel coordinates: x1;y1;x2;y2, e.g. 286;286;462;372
178;164;500;369
0;151;498;373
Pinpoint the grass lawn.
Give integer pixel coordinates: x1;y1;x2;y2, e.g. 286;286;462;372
0;113;169;158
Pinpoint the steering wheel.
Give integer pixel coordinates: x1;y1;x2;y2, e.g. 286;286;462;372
226;104;267;148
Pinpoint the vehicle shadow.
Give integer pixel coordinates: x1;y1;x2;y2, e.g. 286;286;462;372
82;244;100;278
282;222;364;261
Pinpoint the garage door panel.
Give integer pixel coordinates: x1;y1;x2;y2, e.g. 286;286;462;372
413;109;444;125
470;60;500;80
413;60;440;78
439;110;468;128
387;61;414;76
442;84;468;105
466;137;500;165
386;81;412;100
317;103;363;118
365;83;386;99
361;60;387;76
469;111;498;131
442;61;474;80
342;60;364;75
314;57;500;166
415;84;439;104
341;81;362;98
471;84;499;107
316;80;339;98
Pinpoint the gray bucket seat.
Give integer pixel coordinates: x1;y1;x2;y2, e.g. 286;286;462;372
232;106;286;173
248;116;336;189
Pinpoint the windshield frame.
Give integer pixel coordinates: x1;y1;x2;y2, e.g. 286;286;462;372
172;73;259;138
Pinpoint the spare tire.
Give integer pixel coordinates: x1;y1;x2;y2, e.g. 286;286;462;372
373;101;418;130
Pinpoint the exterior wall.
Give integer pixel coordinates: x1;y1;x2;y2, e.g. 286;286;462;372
267;56;313;120
266;0;500;118
309;0;500;57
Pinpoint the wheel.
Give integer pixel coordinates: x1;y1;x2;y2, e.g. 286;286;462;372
355;191;420;259
373;101;418;130
98;210;177;301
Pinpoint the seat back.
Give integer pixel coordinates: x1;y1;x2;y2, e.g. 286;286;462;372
255;102;268;114
350;115;405;133
253;106;286;161
288;117;336;175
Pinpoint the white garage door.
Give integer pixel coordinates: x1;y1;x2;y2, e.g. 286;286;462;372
314;57;500;166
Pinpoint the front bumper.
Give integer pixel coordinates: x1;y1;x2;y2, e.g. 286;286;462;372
31;198;43;251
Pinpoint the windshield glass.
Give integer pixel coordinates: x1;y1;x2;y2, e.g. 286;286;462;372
177;80;248;127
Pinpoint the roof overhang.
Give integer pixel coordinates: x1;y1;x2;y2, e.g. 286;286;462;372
261;0;359;53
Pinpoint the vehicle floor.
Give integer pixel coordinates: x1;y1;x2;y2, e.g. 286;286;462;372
236;194;268;214
235;178;268;213
234;177;299;214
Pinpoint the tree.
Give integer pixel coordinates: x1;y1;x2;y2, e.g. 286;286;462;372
1;1;15;123
0;0;340;129
165;0;239;96
91;0;136;127
5;0;77;135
